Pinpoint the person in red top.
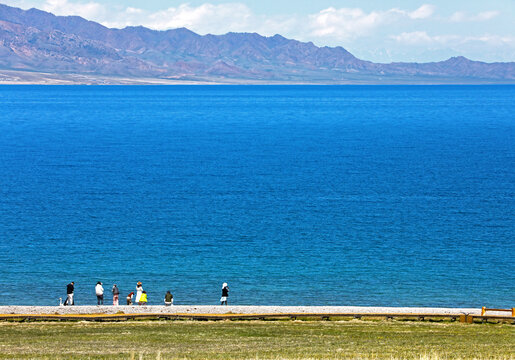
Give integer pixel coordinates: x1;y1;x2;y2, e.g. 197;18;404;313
126;292;134;305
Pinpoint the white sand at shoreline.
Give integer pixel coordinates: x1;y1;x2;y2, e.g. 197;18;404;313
0;305;492;316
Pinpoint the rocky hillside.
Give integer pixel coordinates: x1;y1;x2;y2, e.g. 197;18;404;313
1;3;514;82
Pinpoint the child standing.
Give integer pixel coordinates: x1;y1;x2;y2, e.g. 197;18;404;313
139;291;148;305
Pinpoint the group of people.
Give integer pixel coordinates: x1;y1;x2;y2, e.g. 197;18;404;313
94;282;121;305
63;281;229;306
125;282;151;305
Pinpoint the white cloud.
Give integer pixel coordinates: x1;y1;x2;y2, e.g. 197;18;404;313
467;35;515;46
307;4;435;41
390;31;462;46
387;32;515;63
309;7;387;39
4;1;437;41
391;31;435;45
450;10;499;22
391;31;515;47
138;3;254;33
409;4;436;19
41;0;106;19
125;7;143;15
78;2;293;37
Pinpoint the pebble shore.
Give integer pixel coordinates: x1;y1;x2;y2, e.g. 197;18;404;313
0;305;487;316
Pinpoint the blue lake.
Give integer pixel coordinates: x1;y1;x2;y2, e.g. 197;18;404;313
0;85;513;306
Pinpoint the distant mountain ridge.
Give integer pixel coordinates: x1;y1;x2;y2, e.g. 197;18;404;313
1;3;514;83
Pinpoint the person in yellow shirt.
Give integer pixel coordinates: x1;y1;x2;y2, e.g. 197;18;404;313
138;291;148;305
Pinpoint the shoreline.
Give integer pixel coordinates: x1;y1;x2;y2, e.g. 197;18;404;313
2;70;514;86
0;305;495;316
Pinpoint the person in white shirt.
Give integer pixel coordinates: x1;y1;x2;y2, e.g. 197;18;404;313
135;282;143;303
95;282;104;305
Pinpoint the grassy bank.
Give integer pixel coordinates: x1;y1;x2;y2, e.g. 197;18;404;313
0;320;513;359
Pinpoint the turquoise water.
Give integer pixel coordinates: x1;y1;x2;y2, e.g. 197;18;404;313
0;85;513;307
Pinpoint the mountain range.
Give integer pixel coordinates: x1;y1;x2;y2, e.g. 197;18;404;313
1;3;514;84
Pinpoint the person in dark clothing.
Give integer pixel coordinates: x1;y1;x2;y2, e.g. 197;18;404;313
220;283;229;305
112;284;120;306
164;291;173;306
64;282;74;306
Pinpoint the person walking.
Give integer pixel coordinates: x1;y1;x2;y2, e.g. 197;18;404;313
64;282;74;306
126;292;134;305
164;291;173;306
135;282;143;303
220;283;229;305
112;284;120;306
139;291;148;305
95;282;104;305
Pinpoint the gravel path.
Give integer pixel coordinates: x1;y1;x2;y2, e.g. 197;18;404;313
0;305;488;315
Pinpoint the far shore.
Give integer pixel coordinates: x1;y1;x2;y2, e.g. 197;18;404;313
0;305;496;316
2;69;513;85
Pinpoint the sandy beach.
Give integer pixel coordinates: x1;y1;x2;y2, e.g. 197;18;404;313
0;305;495;316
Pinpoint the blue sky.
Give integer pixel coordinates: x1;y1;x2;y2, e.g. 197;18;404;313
3;0;514;62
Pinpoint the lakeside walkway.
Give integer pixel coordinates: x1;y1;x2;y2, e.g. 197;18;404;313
0;305;485;316
1;306;513;323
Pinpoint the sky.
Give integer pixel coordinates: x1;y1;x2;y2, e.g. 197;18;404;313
2;0;514;63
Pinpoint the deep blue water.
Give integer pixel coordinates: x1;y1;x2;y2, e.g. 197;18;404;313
0;85;513;307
